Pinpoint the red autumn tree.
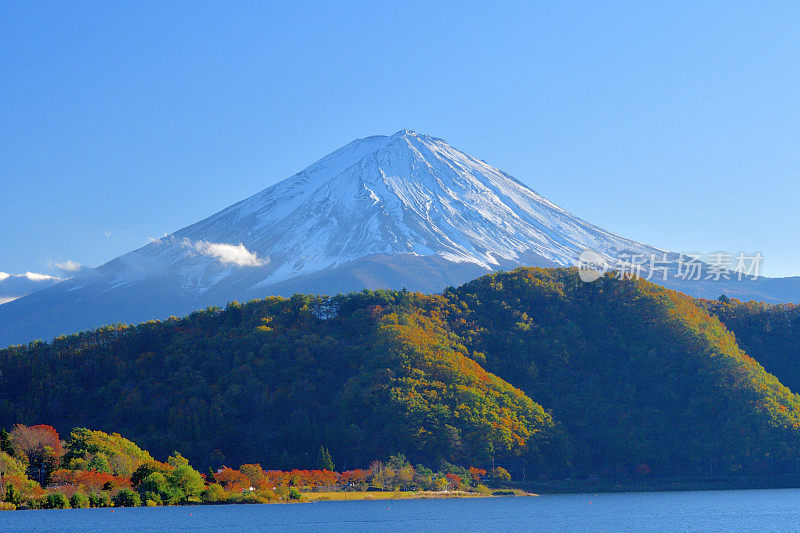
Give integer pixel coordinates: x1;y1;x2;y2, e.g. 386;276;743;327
445;473;462;489
75;470;130;492
49;469;78;486
339;469;370;486
9;424;64;484
264;470;290;487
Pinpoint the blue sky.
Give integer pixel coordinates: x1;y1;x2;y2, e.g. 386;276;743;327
2;1;799;282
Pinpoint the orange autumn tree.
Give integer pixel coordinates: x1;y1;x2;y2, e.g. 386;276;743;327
468;467;486;483
74;470;130;492
339;469;370;486
213;467;250;492
239;464;268;489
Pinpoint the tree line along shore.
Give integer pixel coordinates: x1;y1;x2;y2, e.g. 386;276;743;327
0;424;521;511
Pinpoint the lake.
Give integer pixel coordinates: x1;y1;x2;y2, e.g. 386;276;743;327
3;489;800;532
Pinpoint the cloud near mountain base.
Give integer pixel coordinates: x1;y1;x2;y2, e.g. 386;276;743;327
0;271;62;305
183;239;267;267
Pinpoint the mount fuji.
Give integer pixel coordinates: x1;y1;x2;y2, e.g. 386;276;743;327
2;129;798;346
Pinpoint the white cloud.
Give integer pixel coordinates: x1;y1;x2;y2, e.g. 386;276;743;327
148;233;169;244
53;260;82;272
185;240;267;267
24;271;60;281
0;272;62;302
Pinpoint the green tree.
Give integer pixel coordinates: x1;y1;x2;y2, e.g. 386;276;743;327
64;427;154;477
43;492;70;509
489;467;511;482
4;485;21;506
112;488;141;507
87;453;111;473
131;461;169;487
166;453;204;501
89;491;112;508
317;446;335;471
70;492;90;509
388;453;409;469
0;429;12;456
138;472;169;505
200;483;226;503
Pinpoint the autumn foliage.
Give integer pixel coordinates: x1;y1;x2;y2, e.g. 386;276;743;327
0;422;497;510
3;267;800;485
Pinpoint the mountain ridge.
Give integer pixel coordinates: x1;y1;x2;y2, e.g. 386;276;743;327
3;267;800;478
2;129;799;346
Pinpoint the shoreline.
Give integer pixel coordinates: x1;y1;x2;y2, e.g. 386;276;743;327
1;490;537;511
9;484;800;511
302;489;537;502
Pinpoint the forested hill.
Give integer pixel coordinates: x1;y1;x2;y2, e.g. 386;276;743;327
700;298;800;394
2;267;800;482
439;269;800;477
0;287;562;475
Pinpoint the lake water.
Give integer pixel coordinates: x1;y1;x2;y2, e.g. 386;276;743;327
3;489;800;532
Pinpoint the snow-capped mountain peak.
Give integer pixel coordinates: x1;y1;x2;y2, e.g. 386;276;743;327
132;128;660;293
0;129;696;346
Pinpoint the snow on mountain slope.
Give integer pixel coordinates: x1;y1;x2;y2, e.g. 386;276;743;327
122;129;663;294
2;129;797;347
